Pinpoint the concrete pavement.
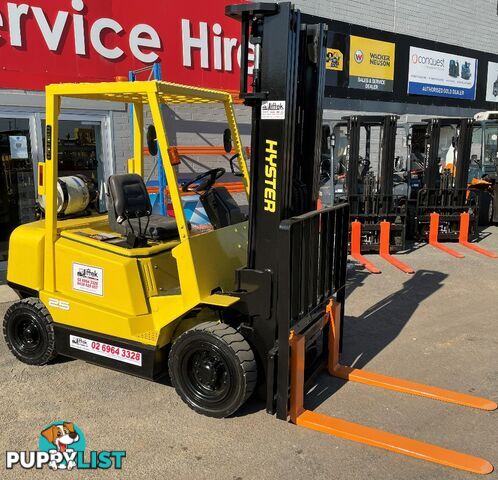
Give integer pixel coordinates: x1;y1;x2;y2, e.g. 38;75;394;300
0;228;497;479
0;285;17;304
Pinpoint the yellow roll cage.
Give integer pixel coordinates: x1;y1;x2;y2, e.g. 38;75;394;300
38;80;250;293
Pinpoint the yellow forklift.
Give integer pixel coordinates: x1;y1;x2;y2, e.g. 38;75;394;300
3;2;495;474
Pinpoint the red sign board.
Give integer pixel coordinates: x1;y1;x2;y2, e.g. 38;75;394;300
0;0;247;91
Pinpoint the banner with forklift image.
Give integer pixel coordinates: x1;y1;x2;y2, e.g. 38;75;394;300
485;61;498;103
348;35;395;92
408;46;478;100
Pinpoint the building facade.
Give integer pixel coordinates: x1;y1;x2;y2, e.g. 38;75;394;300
1;0;497;277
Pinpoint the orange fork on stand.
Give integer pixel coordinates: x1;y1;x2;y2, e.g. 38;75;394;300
351;220;414;274
350;220;381;274
428;213;465;258
289;300;496;475
379;221;414;274
459;212;498;258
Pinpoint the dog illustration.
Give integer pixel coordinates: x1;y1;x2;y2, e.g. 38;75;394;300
41;422;79;470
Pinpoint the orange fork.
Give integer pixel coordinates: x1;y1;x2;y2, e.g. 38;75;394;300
350;221;381;274
459;212;498;258
428;213;464;258
379;221;414;274
288;301;496;474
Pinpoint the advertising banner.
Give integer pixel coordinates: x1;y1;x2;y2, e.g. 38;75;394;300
325;32;348;88
348;35;395;92
0;0;247;91
408;46;478;100
326;48;344;71
485;61;498;103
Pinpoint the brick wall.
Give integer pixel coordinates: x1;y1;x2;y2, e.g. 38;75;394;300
111;103;252;178
290;0;498;54
111;0;498;174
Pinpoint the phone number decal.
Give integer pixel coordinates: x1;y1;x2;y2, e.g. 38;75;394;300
69;335;142;366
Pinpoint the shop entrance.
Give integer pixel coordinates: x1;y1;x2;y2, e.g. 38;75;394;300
1;112;111;283
0;117;35;281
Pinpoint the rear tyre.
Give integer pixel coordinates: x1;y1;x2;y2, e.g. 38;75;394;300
3;298;57;365
168;321;257;418
477;191;493;226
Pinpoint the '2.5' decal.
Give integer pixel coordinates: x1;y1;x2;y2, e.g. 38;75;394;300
48;298;70;311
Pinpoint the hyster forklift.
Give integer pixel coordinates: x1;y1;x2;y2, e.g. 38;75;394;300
3;2;496;474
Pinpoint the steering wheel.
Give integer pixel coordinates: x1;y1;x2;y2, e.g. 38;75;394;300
182;168;226;193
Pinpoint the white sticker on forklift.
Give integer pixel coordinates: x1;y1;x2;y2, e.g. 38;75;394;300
72;263;103;296
69;335;142;366
261;101;286;120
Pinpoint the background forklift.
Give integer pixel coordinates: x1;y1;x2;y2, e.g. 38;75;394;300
331;115;409;253
414;117;480;241
2;2;495;474
324;115;414;273
471;111;498;225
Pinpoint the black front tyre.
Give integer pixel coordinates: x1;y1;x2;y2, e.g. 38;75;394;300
3;298;57;365
168;321;257;418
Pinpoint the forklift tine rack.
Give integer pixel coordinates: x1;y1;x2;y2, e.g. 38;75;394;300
351;220;414;274
289;300;496;475
429;212;498;258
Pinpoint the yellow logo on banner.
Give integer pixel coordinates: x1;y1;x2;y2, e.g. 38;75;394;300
326;48;343;71
349;36;395;80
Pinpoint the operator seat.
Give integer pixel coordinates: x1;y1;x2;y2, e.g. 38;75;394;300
107;173;181;242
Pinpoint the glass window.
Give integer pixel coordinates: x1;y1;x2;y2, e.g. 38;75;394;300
0;117;35;273
42;119;105;211
483;125;498;168
438;125;456;168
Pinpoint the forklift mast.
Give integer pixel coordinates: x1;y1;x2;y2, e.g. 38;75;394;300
339;115;407;254
422;117;474;192
344;115;398;211
422;119;442;191
378;117;397;213
226;2;349;419
227;2;326;267
453;119;474;191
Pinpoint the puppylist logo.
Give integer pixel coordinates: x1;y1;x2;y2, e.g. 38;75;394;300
5;421;126;471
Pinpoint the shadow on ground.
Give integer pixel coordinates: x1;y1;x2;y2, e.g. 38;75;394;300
305;268;447;410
